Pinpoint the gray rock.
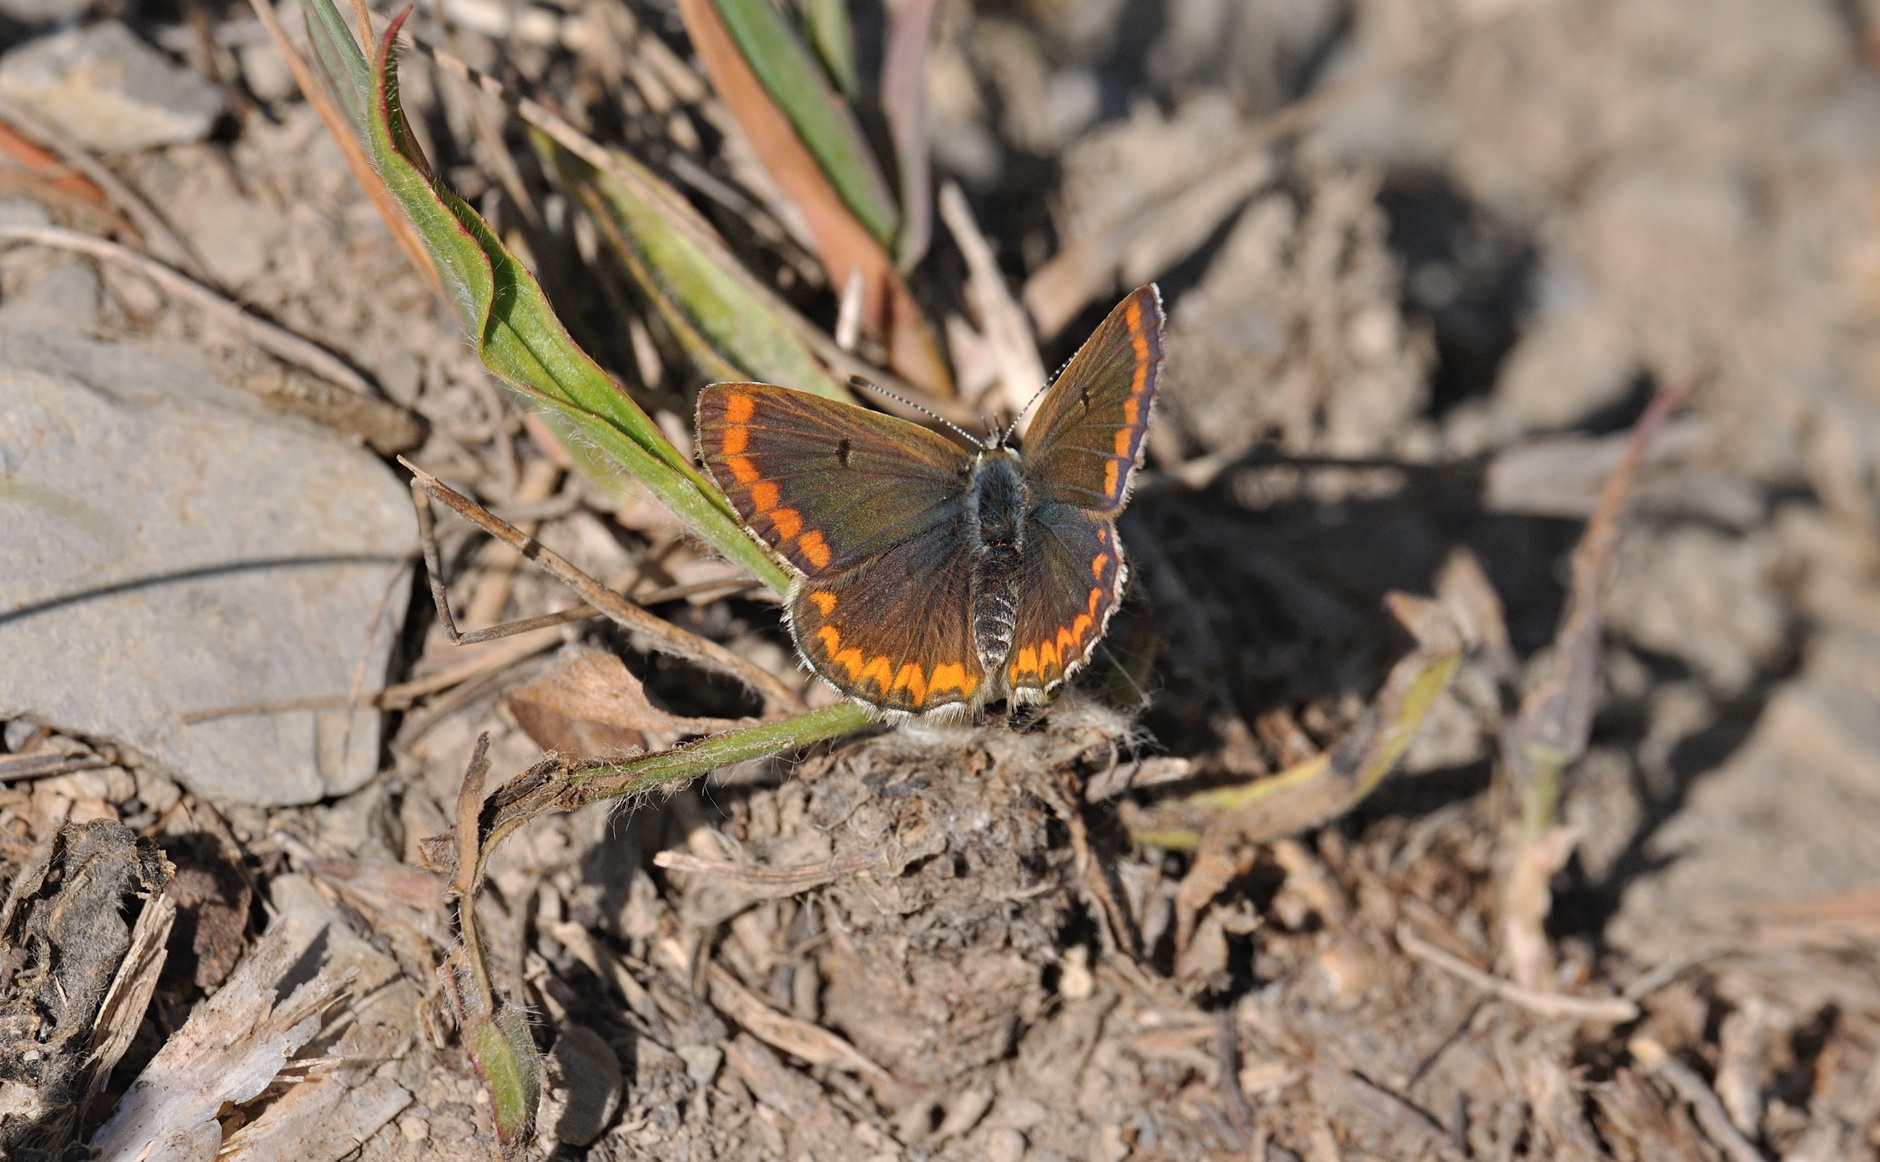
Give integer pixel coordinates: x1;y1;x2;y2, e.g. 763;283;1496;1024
0;273;412;808
0;23;224;154
549;1024;623;1146
0;0;92;27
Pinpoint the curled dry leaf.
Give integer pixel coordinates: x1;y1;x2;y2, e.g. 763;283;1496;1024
506;643;745;756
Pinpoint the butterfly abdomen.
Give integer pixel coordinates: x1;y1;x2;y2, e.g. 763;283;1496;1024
966;452;1028;672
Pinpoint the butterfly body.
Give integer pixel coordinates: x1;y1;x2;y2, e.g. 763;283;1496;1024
697;286;1165;719
964;448;1027;671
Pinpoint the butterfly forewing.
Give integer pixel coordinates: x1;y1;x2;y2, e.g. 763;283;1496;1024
699;382;988;714
698;383;972;577
1004;504;1124;698
1021;285;1164;516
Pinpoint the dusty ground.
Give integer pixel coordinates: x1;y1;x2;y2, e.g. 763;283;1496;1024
4;0;1880;1159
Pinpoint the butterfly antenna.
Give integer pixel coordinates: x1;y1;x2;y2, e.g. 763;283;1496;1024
849;376;987;447
1000;376;1057;445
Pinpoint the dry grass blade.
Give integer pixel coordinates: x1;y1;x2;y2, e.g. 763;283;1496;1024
1628;1037;1770;1162
0;93;208;278
674;0;952;396
653;849;878;896
706;962;894;1086
939;181;1047;423
1397;923;1639;1023
1499;377;1695;985
178;621;575;723
1504;378;1696;827
880;0;940;267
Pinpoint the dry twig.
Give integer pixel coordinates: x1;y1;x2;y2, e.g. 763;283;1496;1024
1397;923;1640;1023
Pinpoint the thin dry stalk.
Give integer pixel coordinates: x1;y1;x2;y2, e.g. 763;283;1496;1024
404;461;805;714
1628;1036;1770;1162
939;181;1047;423
1398;923;1640;1023
0;93;209;278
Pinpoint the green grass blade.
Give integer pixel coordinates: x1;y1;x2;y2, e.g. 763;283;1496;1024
549;142;848;402
301;0;370;135
795;0;858;99
709;0;899;245
336;7;787;593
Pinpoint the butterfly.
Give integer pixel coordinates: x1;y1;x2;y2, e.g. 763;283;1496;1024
696;285;1164;719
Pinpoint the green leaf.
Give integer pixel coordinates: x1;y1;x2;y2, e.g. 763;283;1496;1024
477;702;876;863
547;140;848;402
328;7;791;594
465;1006;542;1156
794;0;858;99
709;0;899;245
568;702;874;802
302;0;370;135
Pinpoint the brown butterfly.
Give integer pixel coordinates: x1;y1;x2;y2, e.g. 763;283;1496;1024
697;286;1164;718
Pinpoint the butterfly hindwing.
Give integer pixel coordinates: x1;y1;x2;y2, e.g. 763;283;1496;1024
698;383;972;577
1021;285;1164;516
790;518;987;716
1004;503;1125;698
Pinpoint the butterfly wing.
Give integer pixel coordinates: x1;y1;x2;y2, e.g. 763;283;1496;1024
697;382;986;715
1003;503;1124;699
788;525;987;716
697;383;971;576
1002;286;1162;699
1020;285;1164;516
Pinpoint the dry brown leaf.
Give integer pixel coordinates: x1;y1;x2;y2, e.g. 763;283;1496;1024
505;643;742;756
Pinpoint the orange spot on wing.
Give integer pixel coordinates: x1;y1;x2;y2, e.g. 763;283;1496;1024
721;426;748;456
750;480;779;512
930;662;971;696
858;655;894;691
724;392;756;424
818;625;841;652
808;591;837;615
1091;552;1108;580
891;663;926;704
1072;613;1092;640
1039;640;1061;672
727;456;760;484
833;647;865;679
1126;298;1151;394
1012;646;1039;679
769;507;802;539
1113;426;1133;456
1087;588;1103;615
798;530;832;569
1103;460;1119;499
